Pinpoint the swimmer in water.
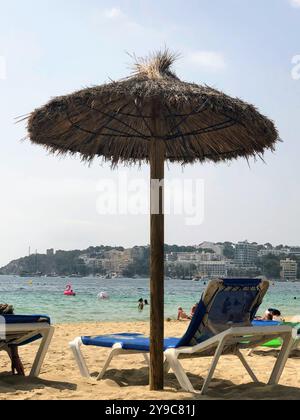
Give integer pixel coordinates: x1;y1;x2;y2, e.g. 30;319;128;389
138;298;144;312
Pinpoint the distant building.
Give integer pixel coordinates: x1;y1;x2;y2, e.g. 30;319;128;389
166;251;222;264
176;252;197;262
46;249;55;256
289;247;300;258
80;249;134;275
197;242;224;256
235;241;258;268
165;253;178;262
197;261;227;279
280;259;298;282
258;249;289;257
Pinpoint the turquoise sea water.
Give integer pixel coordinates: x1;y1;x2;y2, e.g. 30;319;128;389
0;276;299;324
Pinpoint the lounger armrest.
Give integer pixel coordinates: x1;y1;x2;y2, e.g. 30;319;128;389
292;328;300;340
172;325;293;355
4;322;52;333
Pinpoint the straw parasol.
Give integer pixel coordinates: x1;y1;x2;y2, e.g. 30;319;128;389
26;50;279;391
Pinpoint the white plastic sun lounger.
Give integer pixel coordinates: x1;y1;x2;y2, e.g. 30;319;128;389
247;320;300;356
70;279;293;395
0;315;54;377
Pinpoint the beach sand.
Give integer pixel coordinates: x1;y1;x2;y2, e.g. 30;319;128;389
0;321;299;400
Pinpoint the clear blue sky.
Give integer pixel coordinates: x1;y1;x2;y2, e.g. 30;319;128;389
0;0;299;266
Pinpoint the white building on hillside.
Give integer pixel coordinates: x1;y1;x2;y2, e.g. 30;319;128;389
197;261;227;279
197;242;224;256
289;247;300;258
235;241;258;268
258;249;289;257
280;259;298;282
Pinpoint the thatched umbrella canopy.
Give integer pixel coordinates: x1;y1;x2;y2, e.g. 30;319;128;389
26;50;278;391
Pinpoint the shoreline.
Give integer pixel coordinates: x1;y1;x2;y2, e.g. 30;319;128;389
43;315;300;325
0;321;299;400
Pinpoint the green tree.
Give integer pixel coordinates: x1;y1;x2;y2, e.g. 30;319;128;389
223;242;235;259
259;255;281;279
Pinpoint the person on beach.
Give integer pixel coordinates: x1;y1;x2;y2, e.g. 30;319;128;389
269;309;284;322
138;298;144;312
262;310;274;321
177;307;191;321
190;303;198;318
257;308;284;322
0;304;25;376
144;299;149;306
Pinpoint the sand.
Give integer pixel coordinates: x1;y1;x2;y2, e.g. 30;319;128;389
0;321;299;400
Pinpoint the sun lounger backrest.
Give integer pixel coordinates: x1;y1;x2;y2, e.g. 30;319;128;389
176;278;269;348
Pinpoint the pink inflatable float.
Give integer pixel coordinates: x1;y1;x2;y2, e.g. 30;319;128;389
64;284;76;296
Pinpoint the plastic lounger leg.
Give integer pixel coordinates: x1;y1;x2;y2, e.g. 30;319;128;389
201;340;225;395
269;333;294;385
69;337;91;378
291;329;300;351
164;359;171;375
97;347;122;381
30;326;54;377
165;349;196;393
236;350;259;383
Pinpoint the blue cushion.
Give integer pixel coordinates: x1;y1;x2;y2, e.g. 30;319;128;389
2;315;51;347
82;333;180;352
222;278;261;288
252;320;280;327
3;315;51;325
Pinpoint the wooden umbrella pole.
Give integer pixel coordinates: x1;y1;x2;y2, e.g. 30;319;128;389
149;135;165;391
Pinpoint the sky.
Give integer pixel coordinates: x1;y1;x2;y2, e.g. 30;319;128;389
0;0;300;266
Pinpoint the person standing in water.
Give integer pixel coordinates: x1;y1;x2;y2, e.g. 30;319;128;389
138;298;144;312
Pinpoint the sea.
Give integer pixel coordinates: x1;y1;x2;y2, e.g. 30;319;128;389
0;276;299;324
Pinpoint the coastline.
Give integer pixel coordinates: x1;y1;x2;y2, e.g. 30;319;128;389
0;321;299;400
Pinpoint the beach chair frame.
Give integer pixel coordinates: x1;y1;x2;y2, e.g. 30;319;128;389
292;328;300;351
0;321;54;377
70;337;152;381
69;279;294;394
70;325;293;394
164;325;293;394
247;323;300;356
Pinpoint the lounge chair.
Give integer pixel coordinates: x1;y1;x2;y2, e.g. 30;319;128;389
0;315;54;377
248;320;300;354
69;279;294;394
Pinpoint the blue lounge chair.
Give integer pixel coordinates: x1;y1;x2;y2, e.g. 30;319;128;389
69;279;293;394
0;315;54;377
